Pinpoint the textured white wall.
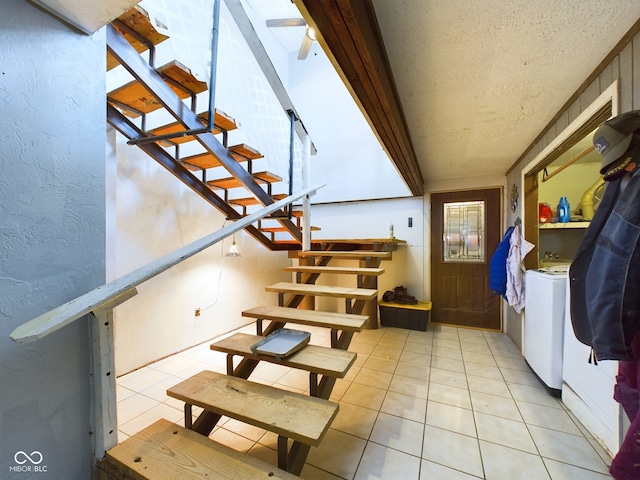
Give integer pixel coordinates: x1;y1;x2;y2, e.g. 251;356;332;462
309;197;425;310
0;1;106;477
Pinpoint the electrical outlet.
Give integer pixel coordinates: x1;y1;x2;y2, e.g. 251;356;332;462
195;308;201;317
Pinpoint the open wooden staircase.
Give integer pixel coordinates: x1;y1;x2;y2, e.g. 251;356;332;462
98;6;405;479
99;240;400;479
105;6;317;251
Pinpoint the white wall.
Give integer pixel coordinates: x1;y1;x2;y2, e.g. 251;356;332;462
309;197;425;307
0;1;105;477
112;132;291;374
288;44;412;203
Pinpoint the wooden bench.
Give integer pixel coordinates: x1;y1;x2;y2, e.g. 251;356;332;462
210;332;356;396
297;250;392;260
103;418;298;479
108;6;169;71
181;143;260;171
108;60;207;118
265;282;377;314
285;265;384;287
147;109;238;146
242;304;368;348
167;370;338;472
285;265;385;276
206;171;282;190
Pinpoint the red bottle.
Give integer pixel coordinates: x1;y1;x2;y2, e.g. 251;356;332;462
539;203;552;223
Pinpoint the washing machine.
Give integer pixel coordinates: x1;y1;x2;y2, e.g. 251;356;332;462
523;266;568;394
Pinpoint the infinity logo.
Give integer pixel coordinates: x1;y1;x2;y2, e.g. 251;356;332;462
14;451;43;465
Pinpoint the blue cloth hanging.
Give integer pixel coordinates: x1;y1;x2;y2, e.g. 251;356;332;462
489;225;515;296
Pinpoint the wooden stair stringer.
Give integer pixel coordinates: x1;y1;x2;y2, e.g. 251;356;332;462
106;23;303;246
107;104;280;251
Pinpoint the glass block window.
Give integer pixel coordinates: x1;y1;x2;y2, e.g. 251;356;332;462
443;201;485;262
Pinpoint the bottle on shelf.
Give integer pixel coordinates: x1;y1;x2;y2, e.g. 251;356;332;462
557;196;571;223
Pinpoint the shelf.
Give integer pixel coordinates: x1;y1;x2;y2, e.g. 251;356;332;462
539;221;590;229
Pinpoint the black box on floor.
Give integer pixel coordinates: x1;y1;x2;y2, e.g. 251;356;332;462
378;300;432;331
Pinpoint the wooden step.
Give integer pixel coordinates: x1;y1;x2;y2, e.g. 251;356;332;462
167;370;338;447
108;60;207;117
228;143;264;161
262;225;321;233
210;332;356;390
243;305;369;332
284;265;384;275
181;143;264;171
103;418;298;480
265;282;377;301
228;193;286;207
297;250;392;259
147;109;238;146
108;6;169;71
207;171;282;190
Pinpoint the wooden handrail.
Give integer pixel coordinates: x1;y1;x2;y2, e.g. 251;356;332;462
10;185;323;345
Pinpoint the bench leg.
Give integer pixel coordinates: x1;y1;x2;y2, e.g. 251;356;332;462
226;354;235;376
277;435;289;471
330;329;338;348
309;372;318;397
184;403;192;430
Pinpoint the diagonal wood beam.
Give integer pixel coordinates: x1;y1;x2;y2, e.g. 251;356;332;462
294;0;423;195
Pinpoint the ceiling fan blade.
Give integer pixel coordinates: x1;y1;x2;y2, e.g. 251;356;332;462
298;34;313;60
266;18;306;28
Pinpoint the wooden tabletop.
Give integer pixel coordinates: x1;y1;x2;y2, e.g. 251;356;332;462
167;370;338;446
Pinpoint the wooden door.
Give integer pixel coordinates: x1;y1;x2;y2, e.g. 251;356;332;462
430;188;501;329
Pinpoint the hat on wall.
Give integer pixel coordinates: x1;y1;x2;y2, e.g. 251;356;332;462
593;111;640;173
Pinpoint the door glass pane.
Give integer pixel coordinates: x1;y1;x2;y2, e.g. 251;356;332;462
443;201;485;262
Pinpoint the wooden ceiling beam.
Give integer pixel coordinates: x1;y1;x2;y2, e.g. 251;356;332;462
295;0;423;195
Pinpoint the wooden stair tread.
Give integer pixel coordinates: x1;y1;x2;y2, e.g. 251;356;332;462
228;143;264;160
297;250;392;259
242;305;368;331
108;60;207;117
207;171;282;190
266;282;377;300
147;109;238;145
104;418;297;479
167;370;338;446
229;194;286;207
107;6;169;71
261;226;321;232
210;333;356;378
284;265;384;275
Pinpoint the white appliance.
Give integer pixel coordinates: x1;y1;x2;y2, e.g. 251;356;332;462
523;268;568;393
562;279;623;456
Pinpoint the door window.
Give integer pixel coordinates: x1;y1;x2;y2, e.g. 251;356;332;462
443;200;485;262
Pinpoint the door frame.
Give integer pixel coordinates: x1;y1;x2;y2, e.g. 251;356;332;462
428;186;503;330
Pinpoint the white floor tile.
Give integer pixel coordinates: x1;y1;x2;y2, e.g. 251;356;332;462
420;459;483;479
369;412;424;457
422;425;483;478
479;440;550;480
354;442;421;480
528;425;611;474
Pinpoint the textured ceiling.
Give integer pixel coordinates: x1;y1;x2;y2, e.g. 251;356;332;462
242;0;640;187
371;0;640;183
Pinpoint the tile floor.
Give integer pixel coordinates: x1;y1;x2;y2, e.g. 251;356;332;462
116;323;614;479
